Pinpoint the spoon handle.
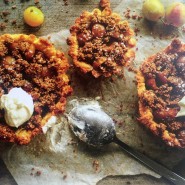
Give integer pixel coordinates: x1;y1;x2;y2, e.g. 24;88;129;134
113;136;185;185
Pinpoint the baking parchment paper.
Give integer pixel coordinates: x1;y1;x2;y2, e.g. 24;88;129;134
1;0;185;184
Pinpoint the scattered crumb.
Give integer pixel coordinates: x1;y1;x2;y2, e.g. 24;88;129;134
124;8;143;21
4;0;9;3
63;0;68;6
12;5;16;9
63;174;67;180
47;36;51;40
30;168;42;177
118;102;123;112
4;19;8;23
34;0;40;4
118;121;124;127
93;160;100;172
35;171;41;176
0;23;6;30
134;27;140;36
11;19;16;25
2;11;10;16
124;8;131;19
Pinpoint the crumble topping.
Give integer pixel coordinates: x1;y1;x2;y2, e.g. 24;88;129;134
140;39;185;147
67;8;136;78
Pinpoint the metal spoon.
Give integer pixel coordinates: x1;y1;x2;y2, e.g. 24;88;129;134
67;102;185;185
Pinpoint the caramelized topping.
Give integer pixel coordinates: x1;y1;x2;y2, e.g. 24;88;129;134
92;24;106;38
153;108;178;121
25;44;35;60
77;31;92;46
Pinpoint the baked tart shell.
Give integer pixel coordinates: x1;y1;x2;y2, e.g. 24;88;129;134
137;39;185;148
67;8;136;78
0;34;72;145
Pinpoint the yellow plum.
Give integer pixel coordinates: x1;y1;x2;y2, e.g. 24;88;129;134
142;0;165;22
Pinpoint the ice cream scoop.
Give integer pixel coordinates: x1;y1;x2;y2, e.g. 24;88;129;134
0;88;34;128
67;100;185;185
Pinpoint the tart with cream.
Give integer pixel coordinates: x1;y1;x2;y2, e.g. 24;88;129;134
137;39;185;148
67;7;136;78
0;34;72;145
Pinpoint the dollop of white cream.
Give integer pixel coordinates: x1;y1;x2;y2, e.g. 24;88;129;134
42;116;57;134
0;88;34;128
176;96;185;117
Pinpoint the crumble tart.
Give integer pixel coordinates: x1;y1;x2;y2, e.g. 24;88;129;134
137;39;185;148
67;7;136;78
0;34;72;145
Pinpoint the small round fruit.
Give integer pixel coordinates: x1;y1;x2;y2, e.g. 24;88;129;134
142;0;165;22
24;6;44;27
92;24;106;38
165;2;185;27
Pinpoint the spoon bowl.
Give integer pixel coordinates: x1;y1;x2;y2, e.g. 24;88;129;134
67;102;115;147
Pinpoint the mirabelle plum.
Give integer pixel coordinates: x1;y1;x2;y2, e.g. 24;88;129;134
24;6;44;27
165;2;185;27
142;0;165;22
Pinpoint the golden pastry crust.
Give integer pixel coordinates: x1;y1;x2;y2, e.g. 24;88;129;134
0;34;72;145
67;7;136;78
137;39;185;148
